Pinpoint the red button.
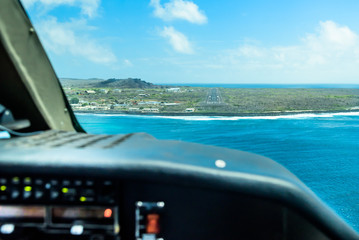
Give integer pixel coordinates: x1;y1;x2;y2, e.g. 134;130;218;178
146;214;160;234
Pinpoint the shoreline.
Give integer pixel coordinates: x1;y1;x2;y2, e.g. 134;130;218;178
73;109;359;117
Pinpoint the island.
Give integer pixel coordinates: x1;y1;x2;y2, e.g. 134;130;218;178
61;78;359;116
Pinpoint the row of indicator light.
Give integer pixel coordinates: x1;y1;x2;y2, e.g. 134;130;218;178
0;186;32;192
1;185;91;203
0;177;97;186
1;177;96;185
62;188;90;203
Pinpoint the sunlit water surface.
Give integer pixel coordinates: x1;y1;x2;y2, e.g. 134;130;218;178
77;112;359;230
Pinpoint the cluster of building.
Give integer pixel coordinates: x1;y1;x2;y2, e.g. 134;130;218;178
70;102;196;113
66;87;197;113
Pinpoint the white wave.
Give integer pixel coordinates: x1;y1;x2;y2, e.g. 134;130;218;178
75;112;359;121
157;114;321;120
141;112;359;121
93;114;130;117
332;112;359;116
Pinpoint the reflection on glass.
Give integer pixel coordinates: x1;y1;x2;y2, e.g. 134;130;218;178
53;207;113;219
0;206;45;218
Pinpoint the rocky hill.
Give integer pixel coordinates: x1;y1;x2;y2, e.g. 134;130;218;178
94;78;159;88
60;78;162;88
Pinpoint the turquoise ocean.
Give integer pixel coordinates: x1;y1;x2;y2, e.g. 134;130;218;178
76;85;359;231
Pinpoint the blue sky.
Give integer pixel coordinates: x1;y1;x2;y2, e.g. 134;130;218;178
21;0;359;84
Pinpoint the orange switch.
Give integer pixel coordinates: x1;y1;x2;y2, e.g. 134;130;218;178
104;208;112;218
146;214;160;234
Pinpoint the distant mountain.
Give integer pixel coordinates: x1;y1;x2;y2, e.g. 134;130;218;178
60;78;163;88
94;78;159;88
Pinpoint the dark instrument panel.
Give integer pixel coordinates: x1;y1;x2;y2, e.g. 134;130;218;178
0;175;118;240
0;174;330;240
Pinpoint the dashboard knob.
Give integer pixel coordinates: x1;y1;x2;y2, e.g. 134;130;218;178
70;225;84;235
0;224;15;235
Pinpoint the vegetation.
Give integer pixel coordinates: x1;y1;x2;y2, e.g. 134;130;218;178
60;78;359;115
69;97;79;104
221;88;359;113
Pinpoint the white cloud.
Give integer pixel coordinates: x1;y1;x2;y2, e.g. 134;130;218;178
150;0;207;24
160;26;194;54
37;17;117;64
312;21;357;49
21;0;100;18
21;0;36;7
124;59;133;67
224;21;359;72
237;45;265;58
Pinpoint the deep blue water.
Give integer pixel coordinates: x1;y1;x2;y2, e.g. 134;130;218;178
76;112;359;231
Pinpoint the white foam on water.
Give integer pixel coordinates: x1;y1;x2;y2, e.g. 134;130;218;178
141;112;359;121
75;112;359;121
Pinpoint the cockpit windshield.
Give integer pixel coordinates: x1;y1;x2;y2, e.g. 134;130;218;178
22;0;359;231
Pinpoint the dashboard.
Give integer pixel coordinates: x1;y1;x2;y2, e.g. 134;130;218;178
0;175;117;240
0;174;328;240
0;130;356;240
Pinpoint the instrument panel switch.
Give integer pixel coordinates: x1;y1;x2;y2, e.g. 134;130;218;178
11;177;20;185
70;225;84;235
23;190;32;199
35;190;44;200
11;189;20;199
0;224;15;235
146;214;160;234
142;234;157;240
135;201;165;240
50;190;60;200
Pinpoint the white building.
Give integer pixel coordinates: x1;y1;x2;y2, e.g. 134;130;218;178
85;90;96;94
166;88;180;92
70;104;82;108
142;108;159;113
164;103;181;106
139;101;160;105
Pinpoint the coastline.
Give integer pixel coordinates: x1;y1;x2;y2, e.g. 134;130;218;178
73;109;359;117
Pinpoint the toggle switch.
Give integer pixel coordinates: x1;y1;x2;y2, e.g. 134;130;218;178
146;214;160;234
135;201;165;240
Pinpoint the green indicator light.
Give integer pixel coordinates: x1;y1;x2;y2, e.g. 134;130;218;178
62;188;69;193
13;177;19;182
0;186;6;191
24;177;31;182
24;186;32;192
79;196;87;202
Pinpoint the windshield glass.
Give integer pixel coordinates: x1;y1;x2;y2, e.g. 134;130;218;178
22;0;359;231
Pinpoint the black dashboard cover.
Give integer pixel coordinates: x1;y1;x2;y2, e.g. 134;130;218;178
0;130;358;239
